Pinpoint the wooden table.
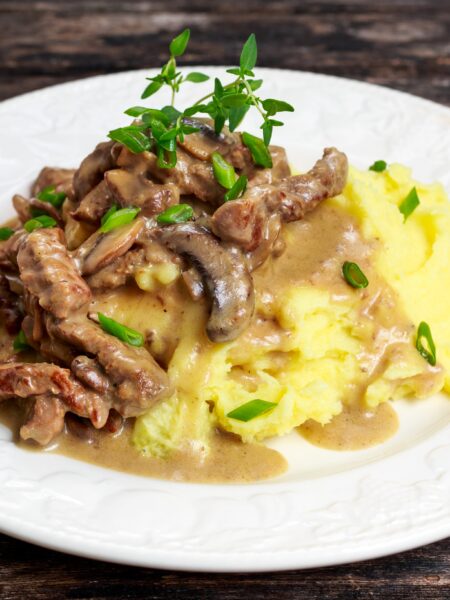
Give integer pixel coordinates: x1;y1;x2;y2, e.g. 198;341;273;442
0;1;449;597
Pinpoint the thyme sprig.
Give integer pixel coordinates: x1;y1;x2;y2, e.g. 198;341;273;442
108;31;294;170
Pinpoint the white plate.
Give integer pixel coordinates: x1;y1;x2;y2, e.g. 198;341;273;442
0;68;449;572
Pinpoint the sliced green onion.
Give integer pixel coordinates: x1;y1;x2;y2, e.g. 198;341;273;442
399;187;420;221
211;152;237;189
415;321;436;366
227;399;277;422
369;160;387;173
108;126;151;154
37;185;66;208
0;227;14;241
156;204;194;225
24;215;57;233
224;175;248;202
13;330;30;352
342;261;369;289
98;313;144;347
99;207;140;233
101;204;118;226
156;146;177;169
241;132;273;168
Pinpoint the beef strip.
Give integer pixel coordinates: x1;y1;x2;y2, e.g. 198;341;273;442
105;169;180;216
0;362;110;444
12;194;64;227
17;228;91;318
32;167;75;197
73;141;120;202
212;147;348;251
0;274;22;334
71;180;113;224
46;316;171;417
0;230;27;271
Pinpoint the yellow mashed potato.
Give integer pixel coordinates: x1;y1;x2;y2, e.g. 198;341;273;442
124;164;450;456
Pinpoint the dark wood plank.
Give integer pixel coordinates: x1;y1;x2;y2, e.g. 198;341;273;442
0;1;449;597
0;0;449;104
0;533;449;600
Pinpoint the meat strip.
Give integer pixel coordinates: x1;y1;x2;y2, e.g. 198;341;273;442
32;167;75;197
71;180;113;224
155;223;254;342
0;362;110;444
211;147;348;251
46;316;171;417
73;141;120;202
0;274;22;334
12;194;64;227
105;169;180;216
17;228;91;318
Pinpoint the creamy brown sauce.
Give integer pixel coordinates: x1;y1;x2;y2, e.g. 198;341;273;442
0;203;440;482
299;402;399;450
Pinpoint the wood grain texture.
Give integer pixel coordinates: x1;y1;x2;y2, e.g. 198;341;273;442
0;0;449;104
0;0;449;597
0;534;449;600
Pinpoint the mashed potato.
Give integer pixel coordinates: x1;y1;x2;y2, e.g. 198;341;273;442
129;163;450;454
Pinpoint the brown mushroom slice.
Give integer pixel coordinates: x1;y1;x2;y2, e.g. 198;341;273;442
12;194;64;227
77;217;144;276
155;223;255;342
105;169;180;216
178;118;236;161
73;140;120;202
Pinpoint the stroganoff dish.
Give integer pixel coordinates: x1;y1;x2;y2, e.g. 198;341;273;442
0;33;449;482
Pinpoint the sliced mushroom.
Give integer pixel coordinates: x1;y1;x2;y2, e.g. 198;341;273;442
155;223;255;342
75;217;144;276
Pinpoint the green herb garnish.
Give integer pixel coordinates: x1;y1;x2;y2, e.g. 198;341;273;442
211;152;237;189
99;207;140;233
227;399;277;422
98;313;144;347
399;187;420;221
13;330;30;352
415;321;436;366
224;175;248;202
342;261;369;289
108;125;151;154
241;132;273;168
108;32;293;169
369;160;387;173
0;227;14;241
156;204;194;225
24;215;57;232
36;185;66;208
100;204;118;226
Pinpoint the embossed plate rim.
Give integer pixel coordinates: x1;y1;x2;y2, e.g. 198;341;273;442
0;68;449;571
